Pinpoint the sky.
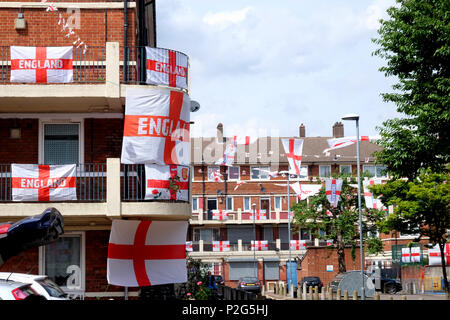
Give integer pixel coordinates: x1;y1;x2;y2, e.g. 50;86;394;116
156;0;399;139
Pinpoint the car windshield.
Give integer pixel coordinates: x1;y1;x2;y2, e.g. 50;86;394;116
241;277;258;283
37;278;67;298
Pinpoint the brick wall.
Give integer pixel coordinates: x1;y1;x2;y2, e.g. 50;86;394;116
0;119;39;163
0;247;39;274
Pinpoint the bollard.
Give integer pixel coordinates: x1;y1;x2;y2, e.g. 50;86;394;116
297;286;302;300
308;286;313;300
320;287;325;300
375;292;380;300
303;283;307;300
388;296;393;300
336;289;341;300
328;287;333;300
314;286;319;300
353;290;358;300
343;290;348;300
282;284;287;296
401;295;407;300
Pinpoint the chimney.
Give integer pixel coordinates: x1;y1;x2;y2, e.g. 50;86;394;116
217;123;224;142
299;123;306;137
332;122;344;138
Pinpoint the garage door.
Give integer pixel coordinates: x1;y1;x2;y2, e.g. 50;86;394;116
264;261;279;280
228;261;257;280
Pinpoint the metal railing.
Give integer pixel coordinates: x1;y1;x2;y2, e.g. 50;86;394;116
0;163;106;202
122;46;147;84
0;46;106;84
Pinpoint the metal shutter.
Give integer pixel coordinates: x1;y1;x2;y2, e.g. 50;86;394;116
264;261;279;280
263;225;273;241
278;224;289;242
227;226;254;243
228;261;256;280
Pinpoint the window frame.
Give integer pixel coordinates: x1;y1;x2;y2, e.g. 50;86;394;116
227;166;240;181
243;196;251;211
207;166;220;182
250;166;270;180
339;165;352;175
274;196;282;211
363;165;388;178
319;165;331;178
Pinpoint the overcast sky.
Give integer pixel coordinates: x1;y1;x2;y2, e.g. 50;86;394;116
156;0;399;139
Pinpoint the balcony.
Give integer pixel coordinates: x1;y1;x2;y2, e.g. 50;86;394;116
0;158;190;228
0;43;187;113
189;209;294;225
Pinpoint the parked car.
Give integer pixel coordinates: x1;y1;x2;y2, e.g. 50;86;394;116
298;276;323;290
0;280;45;300
0;207;64;267
0;273;69;300
380;278;402;294
237;277;261;293
213;275;224;286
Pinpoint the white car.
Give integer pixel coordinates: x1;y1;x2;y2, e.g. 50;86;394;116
0;280;43;300
0;273;69;300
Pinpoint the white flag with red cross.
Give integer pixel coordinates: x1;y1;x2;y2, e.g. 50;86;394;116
428;244;450;266
212;241;230;252
326;239;334;247
11;164;77;201
107;219;188;287
249;209;267;220
145;164;189;201
215;143;236;167
251;240;268;251
121;87;190;165
186;241;193;252
10;46;73;83
290;182;322;200
323;135;380;153
281;138;304;175
401;247;411;263
212;210;229;221
290;240;306;250
325;178;343;208
363;179;384;210
146;47;188;89
232;136;256;146
411;246;421;263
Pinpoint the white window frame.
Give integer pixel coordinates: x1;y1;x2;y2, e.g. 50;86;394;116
226;196;234;211
38;231;86;292
227;166;240;181
243;196;251;211
319;165;332;177
250;166;270;180
207;166;220;182
339;165;352;175
39;119;84;165
260;197;271;213
363;165;388;178
289;165;309;181
274;196;282;210
193;227;221;243
192;197;198;212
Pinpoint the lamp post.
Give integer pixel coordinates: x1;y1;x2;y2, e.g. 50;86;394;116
287;172;293;297
342;113;365;300
252;203;257;278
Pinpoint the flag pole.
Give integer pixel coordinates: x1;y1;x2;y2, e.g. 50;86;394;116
287;172;293;297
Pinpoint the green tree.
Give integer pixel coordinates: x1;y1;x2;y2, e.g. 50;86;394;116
372;0;450;180
184;257;212;300
371;171;450;295
291;175;385;273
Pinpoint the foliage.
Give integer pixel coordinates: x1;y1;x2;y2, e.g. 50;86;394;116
372;0;450;179
291;174;386;273
184;257;212;300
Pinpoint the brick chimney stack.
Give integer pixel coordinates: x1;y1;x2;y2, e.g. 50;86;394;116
299;123;306;137
217;123;224;142
332;122;344;138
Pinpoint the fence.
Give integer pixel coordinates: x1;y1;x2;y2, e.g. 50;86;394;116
217;285;265;300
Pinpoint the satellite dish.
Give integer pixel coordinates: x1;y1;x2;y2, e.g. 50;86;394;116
190;100;200;112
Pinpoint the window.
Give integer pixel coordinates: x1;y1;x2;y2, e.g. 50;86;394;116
251;166;269;180
193;228;220;243
192;197;198;211
40;233;84;290
290;166;308;179
226;197;233;210
319;165;331;177
340;165;352;175
243;197;250;211
228;166;240;180
363;165;388;178
299;228;311;240
42;123;81;165
274;196;282;210
207;166;220;181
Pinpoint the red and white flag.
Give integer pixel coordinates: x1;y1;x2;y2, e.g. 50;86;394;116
212;210;229;221
121;88;190;165
363;179;384;210
326;239;334;247
212;241;230;252
186;241;193;252
325;178;343;208
290;182;322;200
107;219;188;287
428;244;450;266
146;47;188;89
145;164;189;201
211;170;223;182
281;138;304;175
249;209;267;220
215;143;236;167
401;247;411;263
323;135;380;153
411;247;421;263
290;240;306;250
251;240;268;251
10;46;73;83
326;210;333;217
234;180;246;191
11;164;77;201
232;136;256;146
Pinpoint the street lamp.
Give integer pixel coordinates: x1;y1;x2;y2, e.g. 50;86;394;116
341;113;365;300
252;203;257;278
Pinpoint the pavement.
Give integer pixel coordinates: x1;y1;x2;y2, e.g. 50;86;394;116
264;291;448;300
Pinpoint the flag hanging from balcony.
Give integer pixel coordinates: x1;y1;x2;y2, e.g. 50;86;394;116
186;241;193;252
290;182;322;200
325;178;343;208
251;240;268;251
249;209;267;220
212;241;230;252
146;47;188;89
322;135;380;153
107;219;188;287
281;138;304;175
428;244;450;266
10;46;73;83
145;164;189;201
290;240;306;250
11;164;77;201
363;179;384;210
121;88;190;165
212;210;229;221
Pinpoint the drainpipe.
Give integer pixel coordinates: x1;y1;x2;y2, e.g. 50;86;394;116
123;0;128;83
